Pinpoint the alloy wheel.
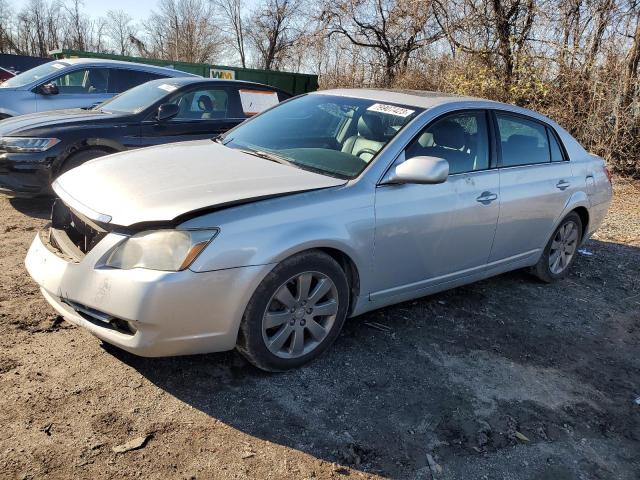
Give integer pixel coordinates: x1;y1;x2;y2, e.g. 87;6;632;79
262;271;339;359
548;220;579;274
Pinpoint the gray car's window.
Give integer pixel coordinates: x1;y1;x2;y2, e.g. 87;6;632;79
0;62;69;88
223;94;422;179
108;69;164;93
405;111;490;174
497;114;550;166
548;128;565;162
97;80;177;114
49;68;109;94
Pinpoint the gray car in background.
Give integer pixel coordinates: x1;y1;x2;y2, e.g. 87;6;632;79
25;89;613;371
0;58;196;119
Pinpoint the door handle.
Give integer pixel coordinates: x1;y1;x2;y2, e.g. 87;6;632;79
556;180;570;190
476;191;498;205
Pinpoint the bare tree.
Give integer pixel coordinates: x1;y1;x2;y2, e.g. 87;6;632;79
320;0;443;85
105;10;136;55
434;0;537;90
248;0;304;70
144;0;222;63
64;0;87;51
583;0;617;74
213;0;247;67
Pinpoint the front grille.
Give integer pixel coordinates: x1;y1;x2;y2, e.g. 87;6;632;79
49;199;108;261
62;299;136;335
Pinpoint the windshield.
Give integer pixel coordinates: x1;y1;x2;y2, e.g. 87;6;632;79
222;94;422;179
97;80;178;114
1;61;69;88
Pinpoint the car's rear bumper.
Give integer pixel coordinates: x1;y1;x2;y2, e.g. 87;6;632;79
25;231;274;357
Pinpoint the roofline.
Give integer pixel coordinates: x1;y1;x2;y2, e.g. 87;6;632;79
47;57;198;76
147;77;292;95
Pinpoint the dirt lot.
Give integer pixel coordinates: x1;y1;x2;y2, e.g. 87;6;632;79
0;179;639;480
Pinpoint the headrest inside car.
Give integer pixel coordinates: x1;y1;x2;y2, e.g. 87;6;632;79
432;120;465;150
507;134;538;150
357;113;385;141
198;95;214;112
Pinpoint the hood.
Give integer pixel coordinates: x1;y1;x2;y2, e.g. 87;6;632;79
0;109;125;136
54;140;346;227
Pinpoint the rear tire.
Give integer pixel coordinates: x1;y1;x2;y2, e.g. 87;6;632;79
533;212;582;283
58;149;109;177
237;250;349;372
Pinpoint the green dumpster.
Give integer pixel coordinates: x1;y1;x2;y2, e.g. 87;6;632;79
49;49;318;95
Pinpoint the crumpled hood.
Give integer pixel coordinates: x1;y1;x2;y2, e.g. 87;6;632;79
54;140;346;227
0;109;122;136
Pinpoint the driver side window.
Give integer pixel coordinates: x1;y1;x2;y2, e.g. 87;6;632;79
405;111;489;175
49;68;109;94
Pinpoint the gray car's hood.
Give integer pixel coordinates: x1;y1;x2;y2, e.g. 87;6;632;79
54;140;346;227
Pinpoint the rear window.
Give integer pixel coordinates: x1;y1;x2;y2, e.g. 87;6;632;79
548;127;566;162
496;113;550;166
238;89;287;117
108;69;166;93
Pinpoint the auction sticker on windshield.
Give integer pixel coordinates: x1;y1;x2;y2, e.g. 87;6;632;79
367;103;415;117
158;84;178;93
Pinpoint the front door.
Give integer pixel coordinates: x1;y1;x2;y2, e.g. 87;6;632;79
372;110;500;301
36;67;112;112
138;86;242;147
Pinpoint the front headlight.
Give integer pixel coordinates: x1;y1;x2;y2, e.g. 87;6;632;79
104;229;219;271
0;137;60;153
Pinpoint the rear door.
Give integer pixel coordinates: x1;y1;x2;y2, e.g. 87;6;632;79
488;111;575;263
108;68;165;95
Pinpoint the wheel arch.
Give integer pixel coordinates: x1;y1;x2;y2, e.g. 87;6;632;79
313;247;361;315
54;138;125;174
571;206;589;241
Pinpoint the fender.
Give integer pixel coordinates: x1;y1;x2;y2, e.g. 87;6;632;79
182;183;375;295
545;189;591;250
52;137;127;172
0;107;18;118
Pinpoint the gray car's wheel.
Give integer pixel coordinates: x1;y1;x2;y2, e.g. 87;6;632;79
58;149;109;177
237;250;349;371
533;212;582;283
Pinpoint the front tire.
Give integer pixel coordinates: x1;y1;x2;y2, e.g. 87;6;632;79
237;250;350;372
57;149;109;177
533;212;582;283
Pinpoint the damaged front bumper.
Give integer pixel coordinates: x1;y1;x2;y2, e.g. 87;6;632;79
25;229;274;357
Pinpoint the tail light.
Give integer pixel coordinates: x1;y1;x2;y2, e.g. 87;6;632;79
603;165;613;184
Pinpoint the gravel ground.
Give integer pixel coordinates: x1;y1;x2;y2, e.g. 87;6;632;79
0;179;638;480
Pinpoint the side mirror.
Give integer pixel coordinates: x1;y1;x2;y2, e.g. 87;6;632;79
39;83;59;95
386;156;449;185
156;103;180;121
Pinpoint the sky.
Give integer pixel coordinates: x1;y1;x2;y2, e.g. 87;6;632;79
9;0;163;23
9;0;260;22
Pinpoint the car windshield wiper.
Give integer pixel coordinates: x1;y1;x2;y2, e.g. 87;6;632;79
237;148;295;167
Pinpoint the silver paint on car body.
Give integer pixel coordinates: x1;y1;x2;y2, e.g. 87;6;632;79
53;140;346;226
25;89;613;357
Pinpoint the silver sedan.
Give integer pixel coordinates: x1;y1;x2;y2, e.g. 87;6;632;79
25;89;613;371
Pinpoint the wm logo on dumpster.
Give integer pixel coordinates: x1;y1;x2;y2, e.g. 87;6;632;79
210;69;236;80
